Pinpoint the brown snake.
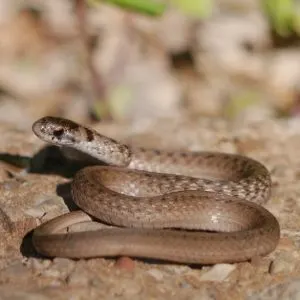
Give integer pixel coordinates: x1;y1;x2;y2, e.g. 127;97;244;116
31;116;280;264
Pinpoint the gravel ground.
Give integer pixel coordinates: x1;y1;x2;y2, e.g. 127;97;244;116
1;1;300;299
0;116;300;299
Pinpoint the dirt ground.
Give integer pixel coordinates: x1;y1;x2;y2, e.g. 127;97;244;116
0;116;300;299
1;1;300;299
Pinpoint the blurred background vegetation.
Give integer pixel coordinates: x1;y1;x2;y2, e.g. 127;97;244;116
0;0;299;128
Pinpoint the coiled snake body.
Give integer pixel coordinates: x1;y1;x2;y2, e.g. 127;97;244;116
32;117;280;264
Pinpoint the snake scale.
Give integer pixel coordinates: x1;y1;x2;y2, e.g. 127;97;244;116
31;116;280;264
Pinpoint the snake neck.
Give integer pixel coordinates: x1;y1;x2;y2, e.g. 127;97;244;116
74;131;132;167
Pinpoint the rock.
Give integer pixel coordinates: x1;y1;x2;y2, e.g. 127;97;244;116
199;264;236;282
269;252;299;274
114;256;136;272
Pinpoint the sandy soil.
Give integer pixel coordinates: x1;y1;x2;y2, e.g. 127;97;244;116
0;116;299;299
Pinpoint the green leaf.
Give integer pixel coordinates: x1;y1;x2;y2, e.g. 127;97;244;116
292;2;300;34
92;84;134;120
224;91;260;119
88;0;166;16
170;0;213;18
108;84;134;120
262;0;294;36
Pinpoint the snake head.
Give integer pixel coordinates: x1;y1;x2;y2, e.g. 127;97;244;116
33;116;132;166
32;116;79;146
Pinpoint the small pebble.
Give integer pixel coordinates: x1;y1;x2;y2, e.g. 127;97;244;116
111;278;142;296
199;264;236;282
114;256;135;271
146;268;165;281
27;258;52;274
67;266;91;287
269;252;299;274
43;258;75;280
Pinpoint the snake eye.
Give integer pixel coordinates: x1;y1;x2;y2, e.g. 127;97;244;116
53;128;64;139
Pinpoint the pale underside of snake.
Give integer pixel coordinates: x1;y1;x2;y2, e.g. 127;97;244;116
31;116;280;264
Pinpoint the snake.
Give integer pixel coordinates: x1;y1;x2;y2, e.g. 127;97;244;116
31;116;280;264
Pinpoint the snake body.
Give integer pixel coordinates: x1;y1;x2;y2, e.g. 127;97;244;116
32;117;280;264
